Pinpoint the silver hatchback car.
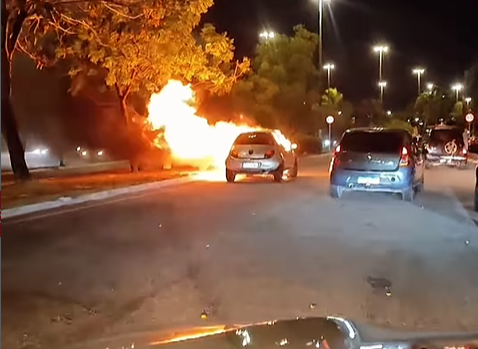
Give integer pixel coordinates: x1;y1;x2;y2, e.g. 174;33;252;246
225;131;298;182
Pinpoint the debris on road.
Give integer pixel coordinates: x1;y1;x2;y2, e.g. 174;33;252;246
367;276;393;297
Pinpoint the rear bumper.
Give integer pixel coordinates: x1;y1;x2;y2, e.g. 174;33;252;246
330;168;413;193
225;156;282;174
426;154;467;166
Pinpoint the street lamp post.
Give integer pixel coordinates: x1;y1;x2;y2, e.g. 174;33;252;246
452;83;463;101
326;115;334;150
378;81;387;103
314;0;330;91
373;45;389;82
465;97;472;110
323;63;335;88
412;68;425;95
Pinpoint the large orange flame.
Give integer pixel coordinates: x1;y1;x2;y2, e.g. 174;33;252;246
146;80;291;169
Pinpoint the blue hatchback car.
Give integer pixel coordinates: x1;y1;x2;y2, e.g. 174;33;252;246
474;165;478;212
329;128;425;201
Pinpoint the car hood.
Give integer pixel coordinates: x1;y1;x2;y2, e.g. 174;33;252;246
70;317;478;349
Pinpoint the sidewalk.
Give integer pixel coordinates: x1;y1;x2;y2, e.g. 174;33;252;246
1;169;190;211
1;161;131;184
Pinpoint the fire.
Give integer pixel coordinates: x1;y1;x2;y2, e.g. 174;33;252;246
146;79;292;169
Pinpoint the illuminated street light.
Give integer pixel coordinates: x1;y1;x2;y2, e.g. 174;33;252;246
373;45;389;82
378;81;387;103
426;83;434;92
259;31;275;39
451;83;463;101
465;97;472;109
312;0;331;91
412;68;425;95
323;63;335;87
387;110;392;116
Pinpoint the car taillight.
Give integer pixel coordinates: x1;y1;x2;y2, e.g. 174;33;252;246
230;150;239;158
462;148;468;155
399;147;410;167
264;150;275;159
331;145;341;167
334;145;341;155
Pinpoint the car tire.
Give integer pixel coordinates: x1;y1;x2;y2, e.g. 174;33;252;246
402;187;415;202
226;169;236;183
415;176;424;193
289;159;298;178
475;191;478;212
273;164;284;182
330;185;344;199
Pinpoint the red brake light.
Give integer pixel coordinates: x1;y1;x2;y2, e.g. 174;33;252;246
230;150;239;158
264;150;275;159
462;148;468;155
399;147;410;167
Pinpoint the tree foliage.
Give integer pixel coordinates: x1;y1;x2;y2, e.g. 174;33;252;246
413;90;455;126
353;98;385;126
465;60;478;109
233;25;325;133
50;0;249;110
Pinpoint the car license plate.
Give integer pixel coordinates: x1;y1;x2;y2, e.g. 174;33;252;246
357;177;380;185
242;162;259;169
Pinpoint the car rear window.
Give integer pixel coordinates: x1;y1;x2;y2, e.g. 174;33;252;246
429;129;464;144
340;132;403;153
234;133;275;145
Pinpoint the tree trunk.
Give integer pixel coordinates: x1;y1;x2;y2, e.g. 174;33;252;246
1;5;30;180
115;85;137;172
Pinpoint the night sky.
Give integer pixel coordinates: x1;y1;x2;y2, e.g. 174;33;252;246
203;0;477;110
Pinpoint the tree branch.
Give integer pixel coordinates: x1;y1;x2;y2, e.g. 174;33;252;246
102;3;143;19
6;8;28;60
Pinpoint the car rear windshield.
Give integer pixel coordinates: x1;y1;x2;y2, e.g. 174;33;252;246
340;132;403;153
429;129;464;144
234;133;275;145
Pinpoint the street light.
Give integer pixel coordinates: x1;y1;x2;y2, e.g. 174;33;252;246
412;68;425;95
373;45;389;82
451;83;463;101
312;0;331;91
259;31;275;39
323;63;335;88
426;83;434;92
465;97;472;109
378;81;387;103
326;115;334;150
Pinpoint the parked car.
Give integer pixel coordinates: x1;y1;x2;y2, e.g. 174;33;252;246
424;125;468;168
225;130;298;183
329;127;425;201
475;165;478;212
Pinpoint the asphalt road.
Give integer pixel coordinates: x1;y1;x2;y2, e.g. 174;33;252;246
2;155;478;348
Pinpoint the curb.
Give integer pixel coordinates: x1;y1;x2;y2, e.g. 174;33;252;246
2;175;196;220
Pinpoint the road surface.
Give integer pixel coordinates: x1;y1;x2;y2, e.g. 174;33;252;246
2;156;477;348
